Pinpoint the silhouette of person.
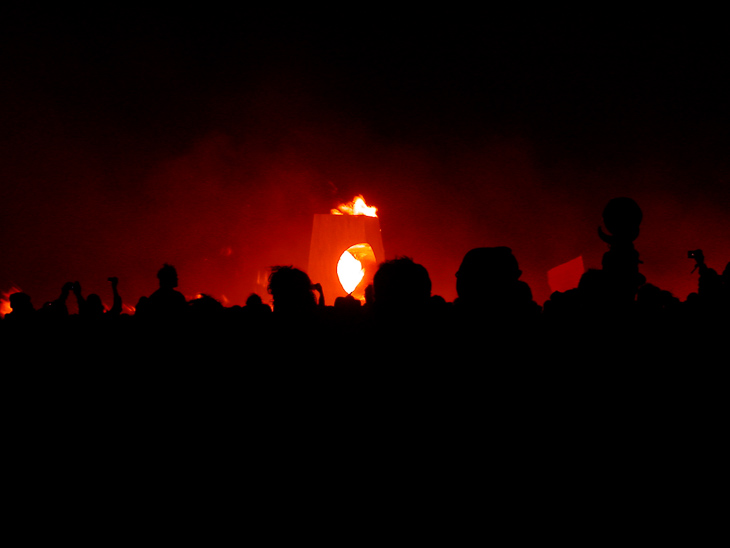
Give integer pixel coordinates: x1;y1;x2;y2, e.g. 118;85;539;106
138;264;187;320
267;266;317;316
73;277;122;318
372;256;432;317
687;250;729;324
4;292;35;321
37;282;74;320
690;250;723;299
246;293;271;314
242;293;272;321
454;247;540;322
598;197;645;308
334;294;361;310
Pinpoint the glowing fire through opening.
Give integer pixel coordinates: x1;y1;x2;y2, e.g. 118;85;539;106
309;194;382;305
328;195;380;301
338;249;365;295
337;243;376;300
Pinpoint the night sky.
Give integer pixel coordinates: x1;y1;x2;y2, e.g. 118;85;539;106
2;11;729;310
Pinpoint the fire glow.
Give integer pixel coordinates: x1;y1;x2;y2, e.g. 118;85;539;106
309;195;384;305
0;286;22;318
337;243;377;297
331;197;378;300
331;195;378;217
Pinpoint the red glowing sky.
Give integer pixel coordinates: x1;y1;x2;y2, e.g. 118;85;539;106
1;13;728;310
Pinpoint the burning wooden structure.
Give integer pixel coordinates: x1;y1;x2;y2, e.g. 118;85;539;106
308;196;385;304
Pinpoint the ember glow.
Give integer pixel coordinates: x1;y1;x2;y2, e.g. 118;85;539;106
0;286;22;318
331;195;378;217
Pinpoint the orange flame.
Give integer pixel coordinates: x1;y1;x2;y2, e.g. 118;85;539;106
1;286;23;319
336;243;376;301
338;250;365;295
331;195;378;217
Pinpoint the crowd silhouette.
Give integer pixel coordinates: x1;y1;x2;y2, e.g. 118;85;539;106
3;196;727;518
2;198;728;363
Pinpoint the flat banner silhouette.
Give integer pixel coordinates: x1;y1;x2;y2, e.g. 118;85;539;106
547;256;585;294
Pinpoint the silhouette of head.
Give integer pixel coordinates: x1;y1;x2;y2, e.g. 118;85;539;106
601;197;643;241
189;294;223;318
373;257;431;312
246;293;264;307
267;266;316;314
637;283;662;305
575;268;618;313
335;294;361;309
9;292;34;315
455;247;522;302
85;293;104;316
157;264;179;289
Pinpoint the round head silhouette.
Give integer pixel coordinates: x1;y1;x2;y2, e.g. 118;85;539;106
9;292;33;312
602;197;643;241
456;247;522;301
157;264;179;289
267;266;316;314
373;257;431;311
85;293;105;316
246;293;264;307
